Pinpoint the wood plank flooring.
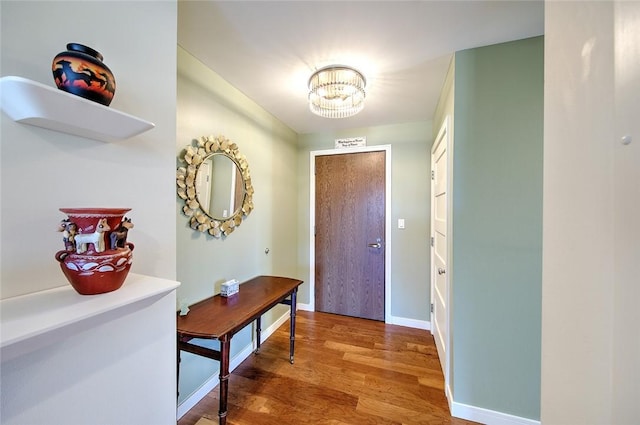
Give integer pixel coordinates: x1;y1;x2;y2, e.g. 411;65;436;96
178;311;478;425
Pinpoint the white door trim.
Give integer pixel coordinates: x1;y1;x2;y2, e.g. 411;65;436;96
430;116;453;405
309;145;392;323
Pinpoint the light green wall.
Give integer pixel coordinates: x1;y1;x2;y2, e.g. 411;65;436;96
176;46;300;403
452;36;543;419
297;122;433;321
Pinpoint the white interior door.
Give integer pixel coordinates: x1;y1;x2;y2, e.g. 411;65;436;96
431;117;450;384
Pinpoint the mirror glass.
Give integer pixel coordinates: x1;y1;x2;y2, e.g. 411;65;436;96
195;153;245;220
177;135;254;237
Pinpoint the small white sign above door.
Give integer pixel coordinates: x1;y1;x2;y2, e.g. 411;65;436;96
335;137;366;149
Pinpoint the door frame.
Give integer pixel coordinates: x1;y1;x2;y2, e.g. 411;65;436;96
309;145;392;323
430;116;453;405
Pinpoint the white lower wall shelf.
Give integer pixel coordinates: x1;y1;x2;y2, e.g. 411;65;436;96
0;273;179;360
0;75;155;142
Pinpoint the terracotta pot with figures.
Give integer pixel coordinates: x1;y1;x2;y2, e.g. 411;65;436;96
55;208;134;295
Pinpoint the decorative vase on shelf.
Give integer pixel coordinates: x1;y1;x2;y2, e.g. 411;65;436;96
51;43;116;106
55;208;134;295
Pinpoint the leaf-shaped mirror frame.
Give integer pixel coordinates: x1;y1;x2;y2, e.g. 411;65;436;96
177;135;254;237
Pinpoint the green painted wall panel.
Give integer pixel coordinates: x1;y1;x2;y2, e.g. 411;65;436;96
452;36;543;420
176;46;300;405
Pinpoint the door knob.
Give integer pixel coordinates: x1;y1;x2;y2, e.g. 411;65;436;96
368;238;382;249
437;267;446;275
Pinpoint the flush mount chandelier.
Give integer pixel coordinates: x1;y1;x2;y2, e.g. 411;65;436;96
308;65;366;119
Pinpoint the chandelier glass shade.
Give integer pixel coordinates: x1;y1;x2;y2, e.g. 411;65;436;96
308;66;366;119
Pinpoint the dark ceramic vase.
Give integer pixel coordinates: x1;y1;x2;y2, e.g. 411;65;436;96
51;43;116;106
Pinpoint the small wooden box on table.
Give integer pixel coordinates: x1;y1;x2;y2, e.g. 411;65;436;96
176;275;303;425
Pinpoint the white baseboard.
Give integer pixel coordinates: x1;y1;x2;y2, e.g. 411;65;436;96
297;302;313;312
387;314;431;331
177;310;290;419
451;400;540;425
296;305;430;331
446;383;453;411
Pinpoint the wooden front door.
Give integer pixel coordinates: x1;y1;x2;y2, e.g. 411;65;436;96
315;151;385;321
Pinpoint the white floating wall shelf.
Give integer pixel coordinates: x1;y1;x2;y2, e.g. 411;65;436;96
0;76;155;142
0;273;180;359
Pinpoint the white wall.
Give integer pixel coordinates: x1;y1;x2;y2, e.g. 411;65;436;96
0;1;178;298
1;285;177;425
612;2;640;422
542;1;639;423
0;1;179;424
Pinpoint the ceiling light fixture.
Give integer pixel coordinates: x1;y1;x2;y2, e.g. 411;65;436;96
308;65;366;119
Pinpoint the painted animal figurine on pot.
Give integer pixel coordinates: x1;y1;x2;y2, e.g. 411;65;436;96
110;217;134;250
74;218;110;254
57;218;78;251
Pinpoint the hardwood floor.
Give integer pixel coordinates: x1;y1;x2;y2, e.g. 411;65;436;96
178;311;477;425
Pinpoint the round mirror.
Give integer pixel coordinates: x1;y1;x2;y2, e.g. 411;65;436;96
195;153;245;220
177;135;254;237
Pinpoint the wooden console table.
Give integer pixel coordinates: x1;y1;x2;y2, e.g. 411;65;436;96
176;275;303;425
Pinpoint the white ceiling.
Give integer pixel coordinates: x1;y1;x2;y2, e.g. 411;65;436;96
178;1;544;134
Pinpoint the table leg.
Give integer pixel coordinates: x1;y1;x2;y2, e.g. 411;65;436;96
289;288;297;364
255;316;261;354
218;335;230;425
